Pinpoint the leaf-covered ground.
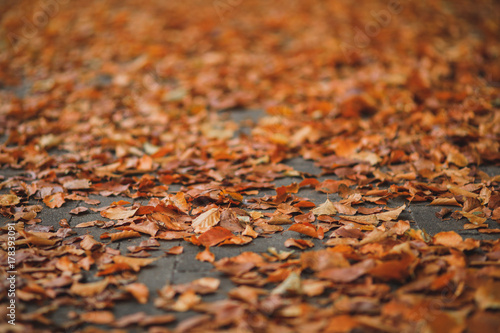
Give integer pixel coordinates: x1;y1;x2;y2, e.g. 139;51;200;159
0;0;499;332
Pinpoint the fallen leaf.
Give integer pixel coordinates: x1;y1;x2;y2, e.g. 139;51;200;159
312;199;337;216
317;259;375;282
125;283;149;304
288;223;325;239
284;238;314;249
197;226;234;247
101;206;138;220
0;194;20;206
433;231;463;248
63;179;91;190
70;278;109;297
192;208;220;234
112;255;157;272
80;311;115;324
196;247;215;263
43;193;65;208
166;246;184;255
101;230;141;242
474;280;500;310
70;206;89;215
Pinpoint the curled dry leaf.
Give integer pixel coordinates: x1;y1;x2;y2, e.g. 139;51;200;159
192;208;220;234
284;238;314;250
80;235;102;251
340;204;406;225
101;206;138;220
242;224;259;238
429;197;462;207
317;259;376;283
101;230;141;242
70;206;89;215
311;199;337;216
218;235;253;246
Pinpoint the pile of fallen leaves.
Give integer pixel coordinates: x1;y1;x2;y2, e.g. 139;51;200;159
0;0;499;332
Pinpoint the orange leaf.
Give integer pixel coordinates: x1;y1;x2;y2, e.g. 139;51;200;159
125;282;149;304
112;255;157;272
165;245;184;255
101;230;141;242
80;311;115;324
288;223;324;239
284;238;314;249
433;231;462;248
43;193;65;208
196;247;215;263
197;226;234;247
70;278;109;297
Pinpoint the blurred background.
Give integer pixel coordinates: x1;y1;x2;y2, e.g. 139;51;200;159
0;0;498;115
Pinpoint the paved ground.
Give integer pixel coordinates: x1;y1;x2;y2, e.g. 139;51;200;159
1;109;498;331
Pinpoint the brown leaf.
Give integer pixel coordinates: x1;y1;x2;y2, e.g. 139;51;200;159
0;194;20;206
317;259;375;282
461;211;487;225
